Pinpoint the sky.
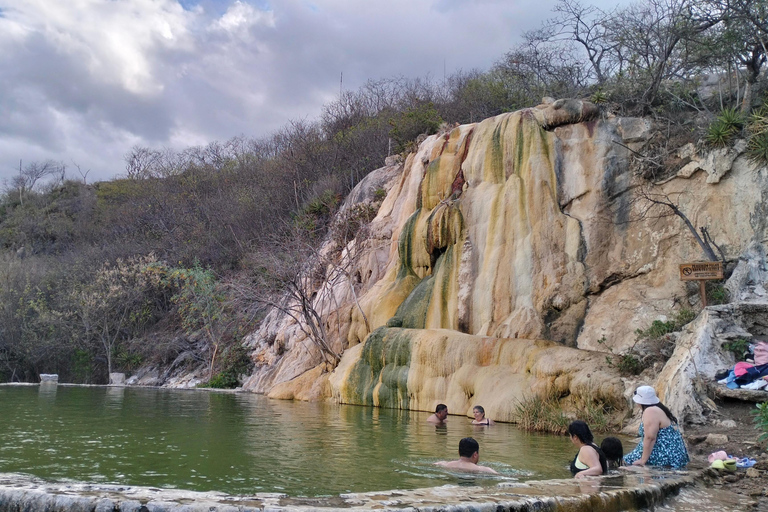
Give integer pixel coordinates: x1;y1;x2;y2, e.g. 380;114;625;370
0;0;624;184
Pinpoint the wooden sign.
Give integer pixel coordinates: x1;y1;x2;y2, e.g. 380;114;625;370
679;261;723;281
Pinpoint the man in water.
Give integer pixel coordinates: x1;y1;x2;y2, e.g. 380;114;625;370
426;404;448;425
435;437;498;474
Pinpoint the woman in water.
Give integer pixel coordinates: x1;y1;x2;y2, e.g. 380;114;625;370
568;420;607;478
471;405;494;425
623;385;689;468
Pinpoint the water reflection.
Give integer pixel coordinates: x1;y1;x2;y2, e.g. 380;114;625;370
1;386;583;496
105;386;124;407
38;381;57;402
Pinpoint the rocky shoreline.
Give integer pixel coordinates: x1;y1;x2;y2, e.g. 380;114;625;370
0;471;696;512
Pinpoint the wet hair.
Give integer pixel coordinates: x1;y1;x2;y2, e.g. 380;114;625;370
435;404;448;414
600;437;624;467
458;437;479;458
567;420;594;444
473;405;485;416
642;402;678;424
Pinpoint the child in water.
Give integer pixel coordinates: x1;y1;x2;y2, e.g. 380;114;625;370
600;437;624;469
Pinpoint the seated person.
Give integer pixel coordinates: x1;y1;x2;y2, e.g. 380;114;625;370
623;386;689;468
426;404;448;425
471;405;494;425
568;420;607;478
600;437;624;470
435;437;498;474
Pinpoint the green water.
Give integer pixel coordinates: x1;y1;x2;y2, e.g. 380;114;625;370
0;385;579;497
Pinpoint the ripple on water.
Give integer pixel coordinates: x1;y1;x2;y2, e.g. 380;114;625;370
0;386;585;496
647;484;758;511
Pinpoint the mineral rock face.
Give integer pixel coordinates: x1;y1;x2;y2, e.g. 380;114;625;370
242;100;768;422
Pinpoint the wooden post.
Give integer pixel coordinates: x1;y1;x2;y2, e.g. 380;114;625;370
679;262;723;308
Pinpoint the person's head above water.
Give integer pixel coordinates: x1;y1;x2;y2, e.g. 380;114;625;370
567;420;594;445
600;437;624;465
472;405;485;417
458;437;480;458
435;403;448;419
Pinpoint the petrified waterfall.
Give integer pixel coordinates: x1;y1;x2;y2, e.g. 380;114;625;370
242;99;768;424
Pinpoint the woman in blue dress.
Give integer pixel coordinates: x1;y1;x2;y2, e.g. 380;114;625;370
623;385;689;468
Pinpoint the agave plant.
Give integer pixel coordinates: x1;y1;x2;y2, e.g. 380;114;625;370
747;131;768;164
706;108;744;147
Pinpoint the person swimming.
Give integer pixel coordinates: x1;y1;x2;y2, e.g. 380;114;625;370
568;420;607;478
471;405;494;425
427;404;448;425
434;437;498;474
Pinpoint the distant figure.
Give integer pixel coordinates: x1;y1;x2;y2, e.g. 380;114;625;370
623;386;689;468
600;437;624;470
471;405;494;425
426;404;448;425
568;420;607;478
435;437;498;474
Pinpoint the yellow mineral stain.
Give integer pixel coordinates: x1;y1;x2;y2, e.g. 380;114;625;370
342;109;594;398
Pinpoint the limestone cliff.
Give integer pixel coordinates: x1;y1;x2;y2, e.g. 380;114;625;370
242;99;768;424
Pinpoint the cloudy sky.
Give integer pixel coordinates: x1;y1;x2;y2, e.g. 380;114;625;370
0;0;622;184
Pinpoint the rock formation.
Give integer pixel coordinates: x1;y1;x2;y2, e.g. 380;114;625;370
241;99;768;425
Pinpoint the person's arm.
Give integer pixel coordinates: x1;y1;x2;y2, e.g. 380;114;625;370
632;410;660;466
574;446;603;478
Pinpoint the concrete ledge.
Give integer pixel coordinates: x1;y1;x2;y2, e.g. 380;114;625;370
0;472;695;512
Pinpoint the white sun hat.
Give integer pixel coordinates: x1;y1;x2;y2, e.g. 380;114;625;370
633;385;660;405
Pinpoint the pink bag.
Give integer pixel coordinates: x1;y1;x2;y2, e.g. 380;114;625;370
754;341;768;365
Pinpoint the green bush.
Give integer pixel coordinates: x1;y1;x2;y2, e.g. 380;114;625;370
616;354;643;376
747;131;768;164
199;344;253;389
722;338;750;359
706;108;744;147
591;89;608;104
512;390;614;434
635;308;696;342
388;102;443;153
752;402;768;442
745;102;768;164
706;282;729;305
513;394;569;433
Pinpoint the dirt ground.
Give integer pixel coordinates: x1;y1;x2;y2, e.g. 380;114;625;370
682;397;768;506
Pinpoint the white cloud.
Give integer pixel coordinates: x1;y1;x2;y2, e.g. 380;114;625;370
0;0;628;182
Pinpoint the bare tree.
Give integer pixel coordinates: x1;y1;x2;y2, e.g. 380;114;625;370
614;179;724;262
11;160;65;205
605;0;720;110
714;0;768;112
547;0;619;84
72;161;91;185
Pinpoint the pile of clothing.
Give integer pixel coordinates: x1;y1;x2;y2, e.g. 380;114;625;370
717;341;768;390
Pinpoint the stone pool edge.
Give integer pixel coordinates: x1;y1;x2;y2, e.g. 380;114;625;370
0;471;696;512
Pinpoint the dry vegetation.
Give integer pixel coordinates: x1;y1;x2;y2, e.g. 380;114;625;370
1;0;767;386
